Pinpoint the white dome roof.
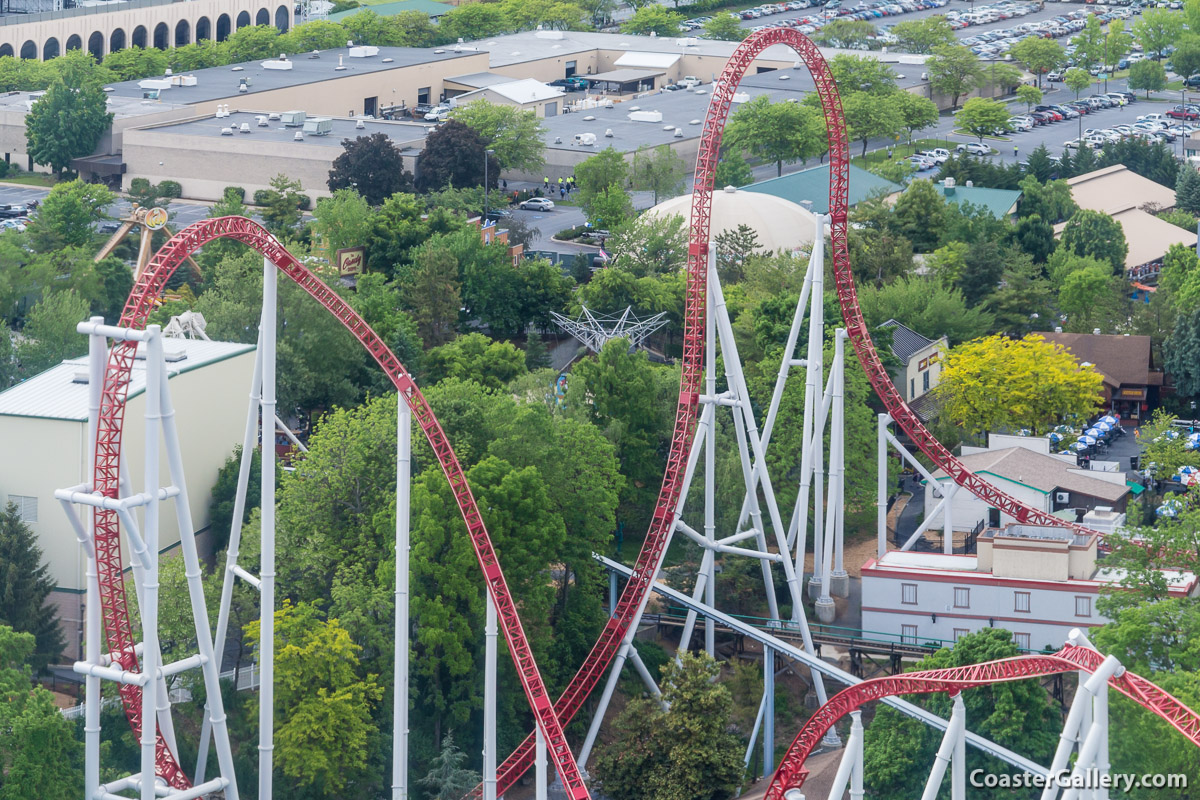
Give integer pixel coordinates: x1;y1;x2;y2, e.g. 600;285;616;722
644;185;823;252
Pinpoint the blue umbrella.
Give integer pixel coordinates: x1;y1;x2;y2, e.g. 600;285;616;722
1016;429;1032;437
1100;415;1118;425
1078;435;1098;446
1095;421;1113;433
1165;429;1181;440
1157;503;1179;518
1049;432;1063;443
1054;424;1075;435
1084;428;1103;439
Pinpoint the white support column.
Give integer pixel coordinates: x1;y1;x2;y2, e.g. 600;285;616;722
140;326;163;800
825;710;864;800
483;594;498;800
704;256;717;659
259;257;277;800
921;693;966;800
791;217;825;588
951;695;966;800
1040;656;1124;800
84;318;105;800
763;645;775;776
943;483;957;555
817;330;846;621
393;401;411;800
535;724;548;800
1094;664;1110;800
877;414;890;559
806;223;826;602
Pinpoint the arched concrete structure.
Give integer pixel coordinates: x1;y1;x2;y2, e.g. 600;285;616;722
19;40;36;59
0;44;12;57
42;37;58;59
196;16;211;41
275;4;290;32
66;33;81;51
216;13;231;41
0;0;265;64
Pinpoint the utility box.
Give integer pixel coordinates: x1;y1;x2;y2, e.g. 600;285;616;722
302;117;333;136
280;110;307;127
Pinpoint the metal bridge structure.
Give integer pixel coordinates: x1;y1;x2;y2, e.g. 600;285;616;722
56;25;1200;800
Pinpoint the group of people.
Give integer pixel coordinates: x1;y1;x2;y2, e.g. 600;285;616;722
543;175;577;199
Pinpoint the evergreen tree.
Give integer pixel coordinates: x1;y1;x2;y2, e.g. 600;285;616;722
1176;167;1200;216
524;331;551;370
1024;144;1056;182
0;504;64;673
1165;307;1200;399
418;734;480;800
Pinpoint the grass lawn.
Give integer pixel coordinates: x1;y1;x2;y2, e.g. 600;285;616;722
1;173;58;188
852;137;958;166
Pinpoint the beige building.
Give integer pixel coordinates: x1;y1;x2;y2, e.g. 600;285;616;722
0;338;255;658
878;319;947;417
0;0;288;62
122;110;428;201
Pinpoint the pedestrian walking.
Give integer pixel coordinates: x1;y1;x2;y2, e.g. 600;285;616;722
543;176;549;193
560;185;566;199
1013;144;1019;159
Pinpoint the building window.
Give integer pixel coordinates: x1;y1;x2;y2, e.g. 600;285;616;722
910;377;915;399
1014;632;1031;650
953;628;969;641
923;370;930;392
1014;591;1031;613
417;87;430;105
901;624;918;644
953;587;970;609
901;583;918;605
1075;596;1092;617
7;494;36;522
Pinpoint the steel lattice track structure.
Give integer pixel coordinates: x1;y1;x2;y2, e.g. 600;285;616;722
764;644;1200;800
89;26;1197;798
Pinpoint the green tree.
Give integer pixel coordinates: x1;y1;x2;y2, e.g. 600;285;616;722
714;223;762;283
402;241;461;346
0;626;80;800
592;652;743;800
863;629;1060;799
891;178;947;252
1017;176;1077;222
222;24;282;61
258;173;305;236
620;5;682;35
1057;208;1128;274
955;97;1010;142
1165;307;1200;399
630;144;686;204
986;256;1056;336
1057;263;1126;333
928;44;984;109
24;67;112;174
828;53;899;94
28;179;115;252
425;333;527;389
894;91;939;143
450;100;546;173
1133;8;1184;59
1011;36;1067;87
891;15;956;54
1104;19;1135;78
611;212;687;277
1064;66;1093;99
713;153;753;188
936;333;1102;436
1100;484;1200;606
1016;83;1043;113
313;189;375;256
1172;35;1200;81
1073;14;1108;70
701;12;744;41
416;120;498;193
0;504;64;673
438;2;508;40
811;19;878;49
500;0;587;30
1176;167;1200;215
15;289;91;379
582;185;634;230
327;132;415;205
724;94;827;174
101;45;168;80
419;734;480;800
278;19;352;52
1024;144;1056;182
247;601;383;795
1010;213;1057;263
858;274;994;344
207;446;263;556
841;90;903;156
575;146;630;200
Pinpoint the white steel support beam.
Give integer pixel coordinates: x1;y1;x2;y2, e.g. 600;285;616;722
259;257;277;800
84;318;105;800
1040;656;1124;800
877;414;890;559
704;267;717;659
483;595;498;800
826;710;864;800
140;326;162;800
393;401;411;800
535;725;548;800
921;693;966;800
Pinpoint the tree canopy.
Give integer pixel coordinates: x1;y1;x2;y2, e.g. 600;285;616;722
328;132;415;205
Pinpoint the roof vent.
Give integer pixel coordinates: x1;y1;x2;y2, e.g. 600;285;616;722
72;371;89;384
434;49;445;54
605;128;613;137
309;49;320;59
257;115;268;126
294;131;304;140
965;180;973;187
662;124;673;131
690;119;700;125
673;127;683;137
240;122;251;132
382;57;394;63
348;46;379;58
779;74;790;80
800;199;813;210
268;112;280;120
336;55;346;71
1093;328;1101;335
944;177;955;188
723;185;737;194
1055;326;1063;333
554;136;562;143
232;66;244;71
356;119;366;129
239;84;248;93
583;115;596;121
221;127;234;135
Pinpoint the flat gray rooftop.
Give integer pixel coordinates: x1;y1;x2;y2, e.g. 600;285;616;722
104;45;479;105
0;89;190;119
140;110;429;150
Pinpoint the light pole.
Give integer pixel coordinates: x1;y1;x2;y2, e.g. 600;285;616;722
484;148;494;220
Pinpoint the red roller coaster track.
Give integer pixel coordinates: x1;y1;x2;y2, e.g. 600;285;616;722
93;27;1180;796
764;644;1200;800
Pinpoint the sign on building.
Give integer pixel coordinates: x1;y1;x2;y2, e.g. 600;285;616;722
336;246;365;276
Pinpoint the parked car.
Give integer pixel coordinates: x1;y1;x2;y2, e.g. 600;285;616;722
484;209;512;222
678;75;702;88
956;141;992;155
424;104;451;121
1167;104;1200;119
519;198;556;211
1009;116;1034;131
918;147;952;163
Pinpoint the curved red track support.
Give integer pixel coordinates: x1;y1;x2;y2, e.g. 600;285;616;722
93;217;590;798
764;644;1200;800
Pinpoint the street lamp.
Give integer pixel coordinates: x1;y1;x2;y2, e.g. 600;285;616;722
484;148;495;220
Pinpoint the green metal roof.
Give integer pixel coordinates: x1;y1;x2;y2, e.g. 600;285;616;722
938;184;1022;219
328;0;451;21
744;164;901;214
1126;480;1146;495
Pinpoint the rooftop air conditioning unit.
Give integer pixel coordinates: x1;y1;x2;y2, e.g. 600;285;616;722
629;110;662;122
261;57;293;71
302;118;333;136
239;122;251;133
574;132;597;146
1056;492;1070;503
348;46;379;58
281;110;307;127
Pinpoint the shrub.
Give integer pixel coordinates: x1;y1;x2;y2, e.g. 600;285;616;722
296;194;311;211
223;186;245;202
157;180;182;198
129;177;152;194
253;189;273;206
